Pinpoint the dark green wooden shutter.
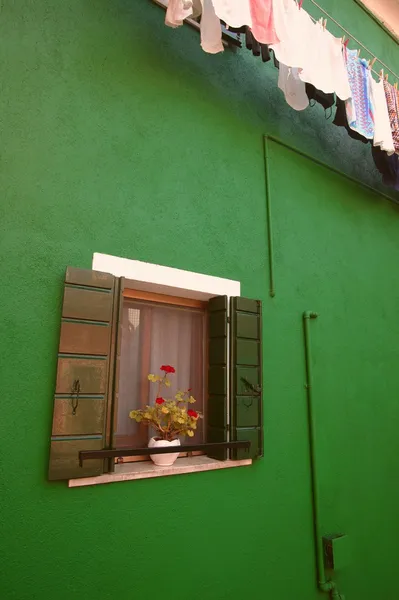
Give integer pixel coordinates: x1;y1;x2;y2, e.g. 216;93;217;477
230;297;263;460
207;296;228;460
48;267;119;480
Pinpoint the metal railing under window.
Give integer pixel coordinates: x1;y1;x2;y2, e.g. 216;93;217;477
79;440;251;466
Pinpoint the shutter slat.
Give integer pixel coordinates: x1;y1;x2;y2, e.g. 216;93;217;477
49;439;104;480
230;297;263;460
52;398;105;435
65;267;114;289
63;287;112;322
55;358;107;394
207;296;228;460
48;267;117;481
59;322;110;355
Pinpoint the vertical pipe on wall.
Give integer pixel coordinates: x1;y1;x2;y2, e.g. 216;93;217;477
263;136;276;298
303;311;345;600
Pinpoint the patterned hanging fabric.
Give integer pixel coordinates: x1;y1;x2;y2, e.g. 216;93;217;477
344;48;374;140
383;79;399;154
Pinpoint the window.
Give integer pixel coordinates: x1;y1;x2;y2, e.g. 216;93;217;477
48;257;263;485
115;290;207;455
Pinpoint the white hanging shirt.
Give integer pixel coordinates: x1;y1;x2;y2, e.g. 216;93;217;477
211;0;252;28
298;20;351;100
278;64;309;111
370;75;395;155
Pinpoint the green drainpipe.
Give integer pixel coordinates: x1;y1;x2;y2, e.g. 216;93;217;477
303;312;345;600
263;136;275;298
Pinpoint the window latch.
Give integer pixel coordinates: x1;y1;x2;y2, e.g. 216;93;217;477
241;377;261;395
71;379;81;416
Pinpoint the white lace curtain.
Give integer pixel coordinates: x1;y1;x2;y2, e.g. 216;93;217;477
116;300;205;447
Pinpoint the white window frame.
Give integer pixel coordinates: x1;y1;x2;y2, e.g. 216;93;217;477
92;253;240;300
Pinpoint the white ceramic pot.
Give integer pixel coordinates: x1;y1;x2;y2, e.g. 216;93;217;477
148;437;181;467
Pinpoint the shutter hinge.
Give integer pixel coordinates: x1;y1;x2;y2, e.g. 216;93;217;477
227;317;231;323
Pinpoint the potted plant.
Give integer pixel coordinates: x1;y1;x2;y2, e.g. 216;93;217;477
129;365;203;467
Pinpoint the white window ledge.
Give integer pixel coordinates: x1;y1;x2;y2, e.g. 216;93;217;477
69;456;252;488
92;253;240;300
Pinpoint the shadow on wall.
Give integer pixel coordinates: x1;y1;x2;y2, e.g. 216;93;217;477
110;0;399;202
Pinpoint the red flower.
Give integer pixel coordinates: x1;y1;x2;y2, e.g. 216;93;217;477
188;388;192;392
160;365;175;374
187;409;198;419
156;397;165;405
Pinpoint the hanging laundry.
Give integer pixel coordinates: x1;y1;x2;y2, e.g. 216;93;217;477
270;0;314;69
246;28;271;62
211;0;252;28
369;76;395;155
278;64;309;111
372;146;399;191
305;84;334;111
298;21;351;100
324;31;352;100
333;98;369;144
165;0;223;54
249;0;279;45
383;79;399;154
165;0;201;27
222;24;271;62
200;0;224;53
344;49;375;140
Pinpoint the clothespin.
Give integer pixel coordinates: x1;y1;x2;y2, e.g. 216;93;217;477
357;48;361;58
395;82;398;91
379;69;384;80
298;0;304;9
344;38;350;48
323;18;327;31
369;57;377;70
385;73;389;82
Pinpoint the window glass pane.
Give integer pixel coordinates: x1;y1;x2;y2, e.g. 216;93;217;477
116;300;205;448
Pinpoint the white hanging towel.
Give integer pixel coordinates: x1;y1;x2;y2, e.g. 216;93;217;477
278;64;309;111
211;0;253;28
270;0;314;69
324;30;352;100
200;0;224;53
298;20;351;100
370;75;395;155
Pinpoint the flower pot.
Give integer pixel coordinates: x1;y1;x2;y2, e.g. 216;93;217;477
148;437;181;467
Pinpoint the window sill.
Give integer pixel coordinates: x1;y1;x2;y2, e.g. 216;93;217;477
68;456;252;488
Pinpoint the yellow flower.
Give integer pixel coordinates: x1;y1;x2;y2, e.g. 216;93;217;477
188;396;196;404
164;379;171;387
143;412;151;419
161;407;169;414
187;430;194;437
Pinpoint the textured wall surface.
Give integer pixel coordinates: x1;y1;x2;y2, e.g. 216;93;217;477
1;1;399;599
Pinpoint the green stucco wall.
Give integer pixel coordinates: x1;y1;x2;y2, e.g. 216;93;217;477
1;1;399;599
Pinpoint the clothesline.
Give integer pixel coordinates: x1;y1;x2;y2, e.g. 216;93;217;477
307;0;399;83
